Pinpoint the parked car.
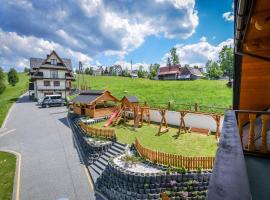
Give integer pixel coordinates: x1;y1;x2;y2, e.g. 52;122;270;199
41;95;65;108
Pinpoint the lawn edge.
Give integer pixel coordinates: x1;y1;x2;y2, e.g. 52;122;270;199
0;149;22;200
1;92;27;129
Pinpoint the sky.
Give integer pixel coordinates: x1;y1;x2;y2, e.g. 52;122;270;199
0;0;234;71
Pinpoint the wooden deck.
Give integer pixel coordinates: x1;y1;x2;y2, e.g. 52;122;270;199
94;107;115;118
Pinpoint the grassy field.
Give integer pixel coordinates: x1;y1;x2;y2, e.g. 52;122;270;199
0;73;29;127
92;122;217;156
73;76;232;112
0;152;16;200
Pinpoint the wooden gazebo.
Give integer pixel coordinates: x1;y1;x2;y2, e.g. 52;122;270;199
71;90;119;118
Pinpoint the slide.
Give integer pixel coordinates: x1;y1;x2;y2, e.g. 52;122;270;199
104;108;119;127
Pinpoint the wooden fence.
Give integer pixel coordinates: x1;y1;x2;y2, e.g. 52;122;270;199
134;138;214;170
79;121;116;139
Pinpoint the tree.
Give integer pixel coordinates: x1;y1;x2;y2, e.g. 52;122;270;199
8;68;19;86
167;57;171;67
0;67;6;94
148;63;160;80
85;67;90;74
218;45;233;81
24;67;29;73
123;68;130;77
137;66;146;78
89;67;93;75
170;47;180;65
205;60;222;79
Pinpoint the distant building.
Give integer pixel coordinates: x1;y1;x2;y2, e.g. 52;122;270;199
178;66;204;80
158;65;181;80
29;50;75;100
158;65;203;80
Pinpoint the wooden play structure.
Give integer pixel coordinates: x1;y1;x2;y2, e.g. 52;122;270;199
103;96;150;129
72;90;119;118
178;110;221;139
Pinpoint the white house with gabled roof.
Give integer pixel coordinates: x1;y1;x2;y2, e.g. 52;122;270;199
29;50;75;100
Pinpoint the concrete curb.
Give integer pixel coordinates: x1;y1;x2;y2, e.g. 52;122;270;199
0;149;22;200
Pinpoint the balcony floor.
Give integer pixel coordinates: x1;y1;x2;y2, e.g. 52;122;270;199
245;155;270;200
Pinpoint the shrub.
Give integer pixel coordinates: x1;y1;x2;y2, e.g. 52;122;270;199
8;68;19;86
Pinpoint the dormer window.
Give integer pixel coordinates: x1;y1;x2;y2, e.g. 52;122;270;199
51;59;57;65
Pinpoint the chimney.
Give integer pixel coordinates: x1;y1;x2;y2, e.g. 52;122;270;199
46;54;49;58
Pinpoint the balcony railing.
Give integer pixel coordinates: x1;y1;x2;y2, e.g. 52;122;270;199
37;85;67;90
207;111;251;200
236;110;270;155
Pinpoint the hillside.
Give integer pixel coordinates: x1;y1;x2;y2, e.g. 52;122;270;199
0;73;29;126
73;75;232;112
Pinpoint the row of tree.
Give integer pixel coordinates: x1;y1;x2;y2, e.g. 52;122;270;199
205;45;233;80
75;45;233;81
0;67;19;95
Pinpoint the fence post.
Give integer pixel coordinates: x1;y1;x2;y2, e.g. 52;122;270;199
194;103;198;111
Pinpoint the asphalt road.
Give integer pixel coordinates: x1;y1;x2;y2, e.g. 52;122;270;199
0;95;98;200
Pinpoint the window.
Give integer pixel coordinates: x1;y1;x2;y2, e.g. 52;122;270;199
44;81;50;86
54;81;60;87
51;59;57;65
50;70;58;78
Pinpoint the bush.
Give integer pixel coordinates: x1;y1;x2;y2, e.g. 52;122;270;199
8;68;19;86
0;81;5;94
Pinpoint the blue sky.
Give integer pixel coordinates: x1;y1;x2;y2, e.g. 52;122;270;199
0;0;234;71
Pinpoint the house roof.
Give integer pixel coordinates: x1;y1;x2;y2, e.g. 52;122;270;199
122;96;139;103
185;66;203;77
71;94;101;104
158;65;181;75
79;90;106;95
71;90;119;104
30;51;72;71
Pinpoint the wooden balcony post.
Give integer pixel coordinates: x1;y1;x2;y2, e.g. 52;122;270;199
237;113;245;145
248;114;256;151
260;114;269;153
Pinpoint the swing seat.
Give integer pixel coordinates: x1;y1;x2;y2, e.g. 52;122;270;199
190;127;210;135
160;127;169;133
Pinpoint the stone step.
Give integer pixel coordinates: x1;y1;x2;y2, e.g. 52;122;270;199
95;158;108;167
93;160;106;171
111;145;125;154
100;155;110;163
107;148;120;156
88;166;100;183
104;151;117;159
112;142;127;152
90;164;103;176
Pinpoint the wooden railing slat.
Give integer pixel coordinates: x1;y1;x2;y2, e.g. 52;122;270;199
134;138;214;170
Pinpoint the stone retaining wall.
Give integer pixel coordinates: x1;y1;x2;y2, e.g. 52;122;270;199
97;159;211;200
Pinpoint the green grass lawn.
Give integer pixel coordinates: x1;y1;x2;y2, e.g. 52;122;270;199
73;75;232;112
0;152;16;200
0;73;29;127
92;122;217;156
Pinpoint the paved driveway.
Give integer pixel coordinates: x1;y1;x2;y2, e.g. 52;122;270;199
0;95;97;200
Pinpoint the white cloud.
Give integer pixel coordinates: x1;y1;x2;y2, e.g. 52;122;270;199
162;38;233;67
222;12;234;22
199;36;207;42
0;0;199;63
0;29;92;70
222;2;234;22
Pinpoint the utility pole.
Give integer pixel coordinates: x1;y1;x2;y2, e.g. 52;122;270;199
130;60;133;77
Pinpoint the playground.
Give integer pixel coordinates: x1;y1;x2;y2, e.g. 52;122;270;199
72;90;219;157
91;121;217;156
